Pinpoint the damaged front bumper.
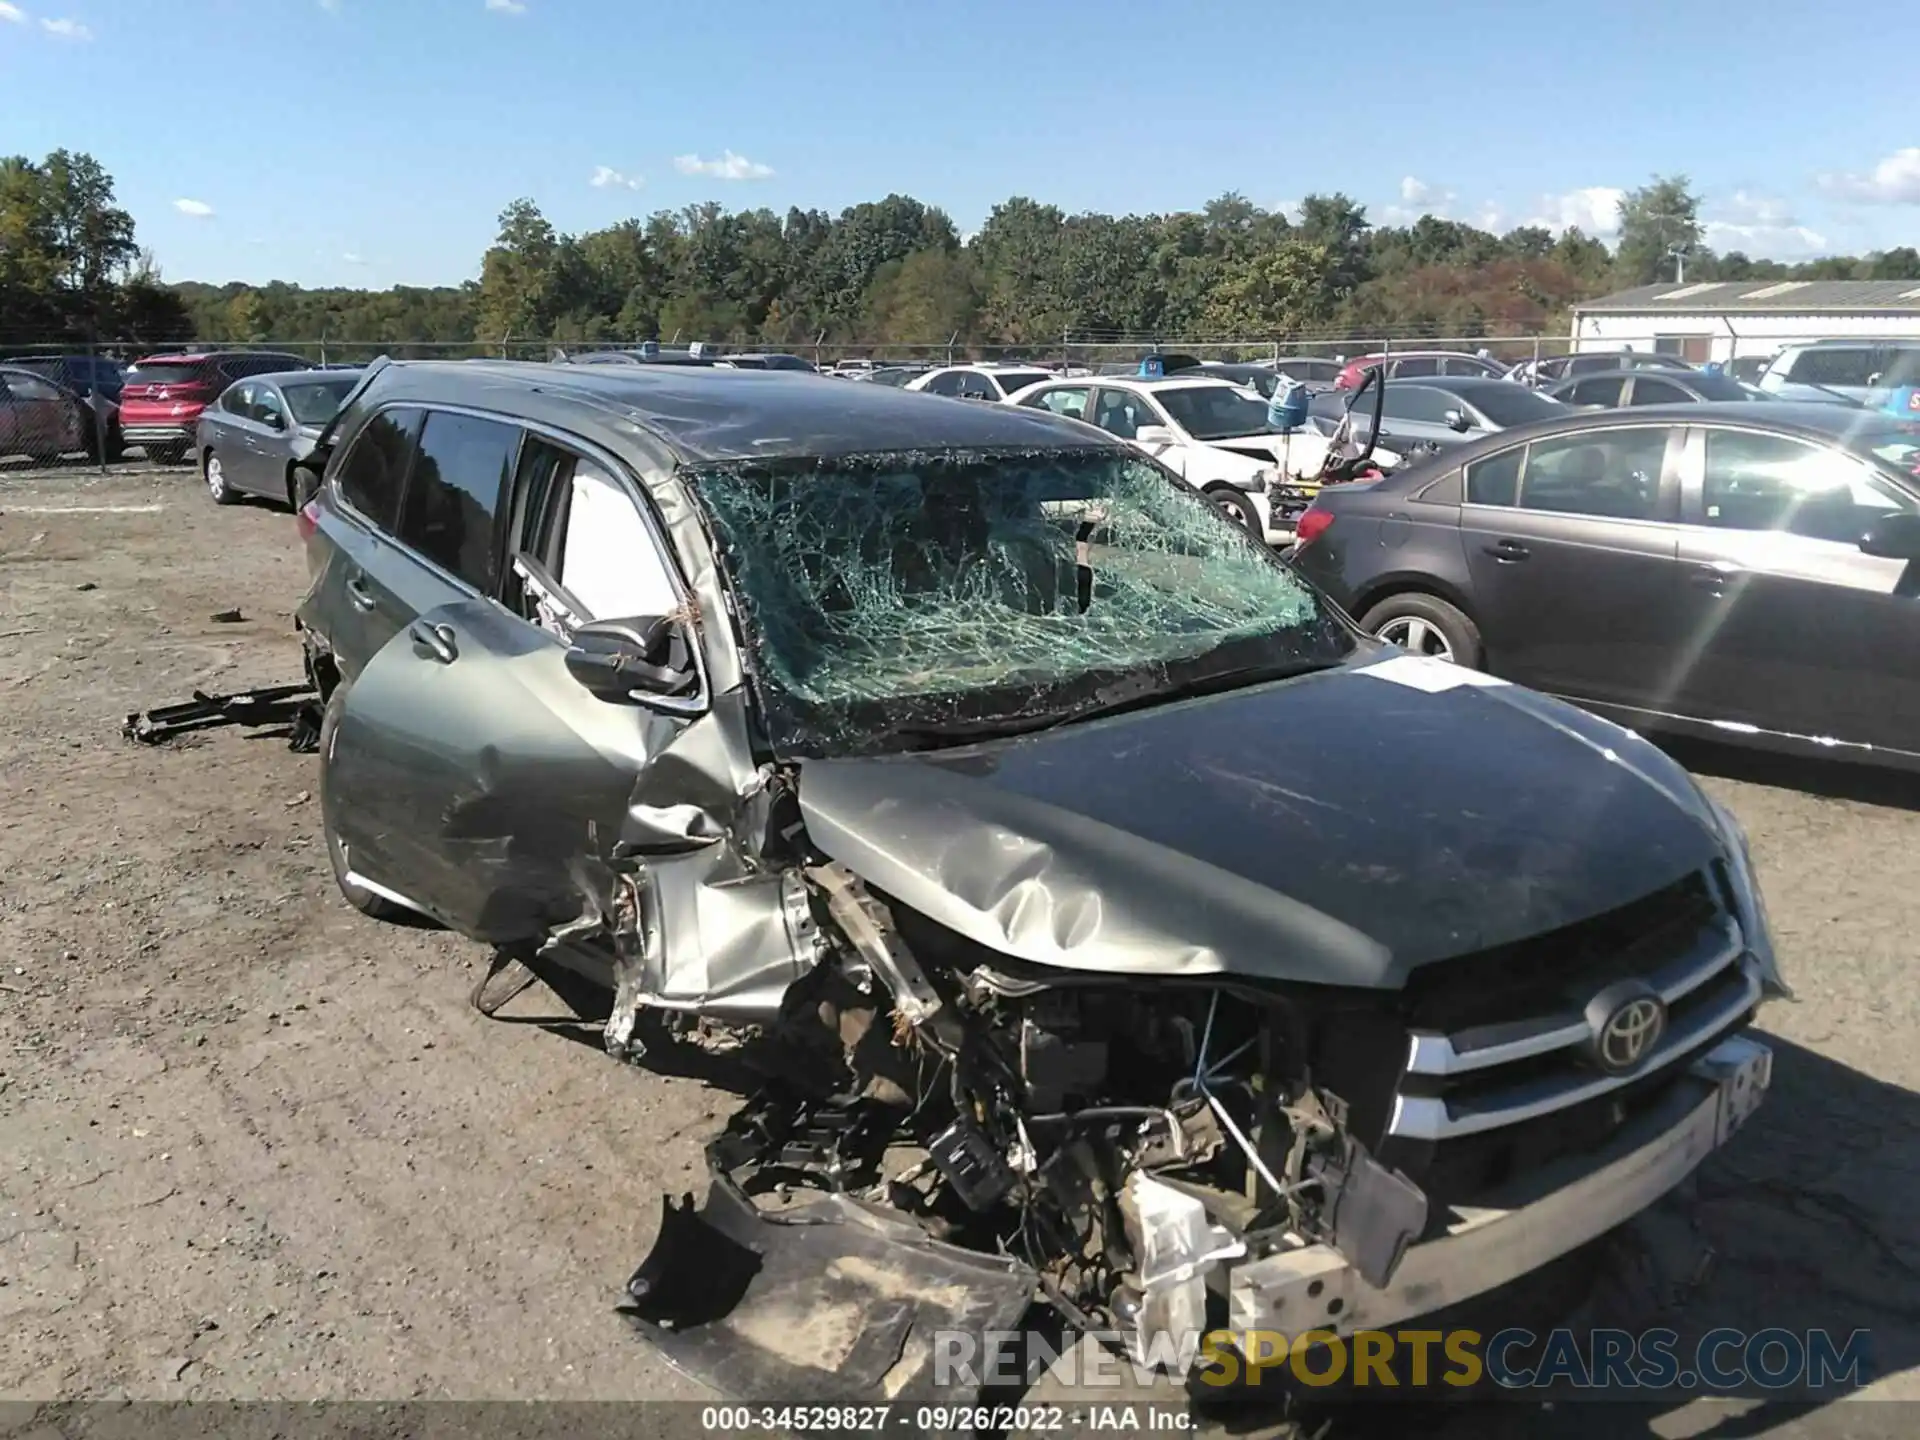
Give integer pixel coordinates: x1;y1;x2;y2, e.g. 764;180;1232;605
1226;1034;1770;1338
620;1035;1770;1402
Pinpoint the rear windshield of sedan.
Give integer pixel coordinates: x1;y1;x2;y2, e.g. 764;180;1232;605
125;363;210;386
280;378;359;424
993;369;1052;392
687;447;1350;754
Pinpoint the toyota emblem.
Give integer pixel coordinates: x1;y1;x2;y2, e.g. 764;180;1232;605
1581;980;1668;1075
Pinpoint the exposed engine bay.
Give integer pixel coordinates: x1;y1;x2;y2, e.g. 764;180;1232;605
615;858;1428;1401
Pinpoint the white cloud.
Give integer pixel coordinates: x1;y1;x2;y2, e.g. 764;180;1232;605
1818;147;1920;204
39;15;90;38
173;198;215;218
1381;175;1461;226
1526;186;1626;237
342;251;367;265
1700;195;1825;257
484;0;527;12
589;165;643;191
672;150;774;181
0;4;25;23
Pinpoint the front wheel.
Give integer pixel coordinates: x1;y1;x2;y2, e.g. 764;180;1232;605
1202;483;1263;541
1358;592;1484;669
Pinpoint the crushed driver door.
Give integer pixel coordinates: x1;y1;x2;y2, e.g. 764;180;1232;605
322;595;674;942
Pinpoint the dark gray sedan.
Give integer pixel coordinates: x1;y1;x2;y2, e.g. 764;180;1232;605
196;369;363;509
1288;401;1920;771
1546;367;1761;409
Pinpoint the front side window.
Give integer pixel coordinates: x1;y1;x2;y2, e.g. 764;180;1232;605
1519;427;1671;521
334;406;422;533
922;370;965;397
395;410;520;591
1090;388;1164;440
688;449;1352;755
1029;387;1090;420
281;378;359;425
954;372;999;401
222;383;252;416
1391;357;1440;378
1700;429;1911;543
1381;387;1457;424
254;386;287;429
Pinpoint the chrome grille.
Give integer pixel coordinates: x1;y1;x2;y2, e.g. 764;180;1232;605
1385;884;1760;1146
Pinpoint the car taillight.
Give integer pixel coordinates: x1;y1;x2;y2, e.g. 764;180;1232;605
1294;507;1335;546
296;498;320;542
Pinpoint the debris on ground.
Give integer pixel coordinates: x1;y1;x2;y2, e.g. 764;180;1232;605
123;683;320;750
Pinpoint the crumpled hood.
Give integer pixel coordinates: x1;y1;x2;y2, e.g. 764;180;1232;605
797;655;1727;989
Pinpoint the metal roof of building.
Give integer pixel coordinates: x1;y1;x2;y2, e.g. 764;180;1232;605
1573;280;1920;315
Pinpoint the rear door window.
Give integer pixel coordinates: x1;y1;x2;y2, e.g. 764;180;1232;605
921;370;965;397
393;409;521;592
1390;356;1441;378
334;406;423;533
1564;375;1627;408
1699;428;1910;543
1626;377;1691;406
1465;447;1523;506
1518;427;1673;521
1381;386;1456;423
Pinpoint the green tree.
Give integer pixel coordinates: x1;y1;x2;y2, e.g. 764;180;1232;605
1201;241;1336;336
1613;176;1704;286
476;198;561;343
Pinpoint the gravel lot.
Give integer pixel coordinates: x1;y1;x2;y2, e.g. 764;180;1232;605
0;460;1913;1435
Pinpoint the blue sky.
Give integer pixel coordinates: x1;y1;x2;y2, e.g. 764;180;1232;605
3;0;1916;289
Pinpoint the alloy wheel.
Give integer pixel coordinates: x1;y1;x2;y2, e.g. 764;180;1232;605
1376;615;1456;663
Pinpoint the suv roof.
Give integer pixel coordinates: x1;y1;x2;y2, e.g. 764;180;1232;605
338;360;1109;464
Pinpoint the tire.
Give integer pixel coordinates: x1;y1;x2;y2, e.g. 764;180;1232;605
318;686;422;926
1358;591;1484;669
289;463;322;512
203;448;238;505
102;422;126;462
1202;483;1263;541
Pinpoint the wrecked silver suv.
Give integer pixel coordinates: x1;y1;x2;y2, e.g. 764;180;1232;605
295;359;1785;1404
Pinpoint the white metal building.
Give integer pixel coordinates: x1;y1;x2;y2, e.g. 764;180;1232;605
1569;280;1920;364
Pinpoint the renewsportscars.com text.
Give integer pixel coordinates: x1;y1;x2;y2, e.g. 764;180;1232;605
932;1326;1873;1394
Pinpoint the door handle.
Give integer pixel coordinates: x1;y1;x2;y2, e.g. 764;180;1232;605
344;573;376;611
1483;538;1530;562
408;622;458;664
1690;565;1741;592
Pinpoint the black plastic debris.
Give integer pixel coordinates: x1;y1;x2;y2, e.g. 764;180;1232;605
123;683;321;751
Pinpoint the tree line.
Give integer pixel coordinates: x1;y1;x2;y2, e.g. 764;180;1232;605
4;152;1919;354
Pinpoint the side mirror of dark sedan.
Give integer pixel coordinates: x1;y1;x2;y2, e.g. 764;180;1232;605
1444;409;1473;432
1858;511;1920;561
564;615;699;704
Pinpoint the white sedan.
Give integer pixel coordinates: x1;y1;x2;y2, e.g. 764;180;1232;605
905;364;1059;402
1004;373;1347;545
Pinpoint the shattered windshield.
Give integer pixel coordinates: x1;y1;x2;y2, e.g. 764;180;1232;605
688;447;1353;756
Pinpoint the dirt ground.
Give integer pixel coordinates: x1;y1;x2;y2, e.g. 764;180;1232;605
0;460;1914;1434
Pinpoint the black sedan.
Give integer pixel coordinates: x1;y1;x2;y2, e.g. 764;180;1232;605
1288;401;1920;770
195;368;363;509
1545;366;1759;409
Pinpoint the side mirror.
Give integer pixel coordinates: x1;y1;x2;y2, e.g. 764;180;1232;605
565;615;699;704
1443;409;1472;432
1134;424;1175;447
1858;511;1920;561
266;411;287;431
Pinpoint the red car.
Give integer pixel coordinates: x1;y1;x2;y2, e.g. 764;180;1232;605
119;350;311;463
1332;349;1509;389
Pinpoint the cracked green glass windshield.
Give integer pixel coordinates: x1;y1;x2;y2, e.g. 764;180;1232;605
688;448;1350;753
